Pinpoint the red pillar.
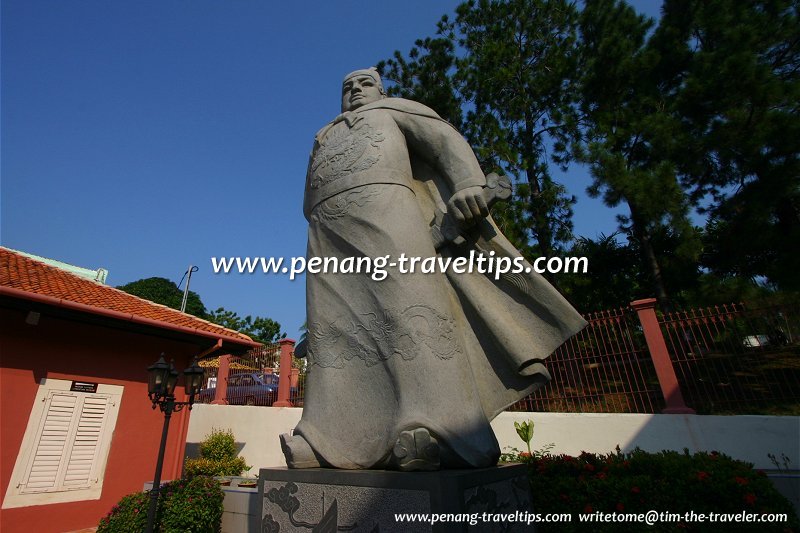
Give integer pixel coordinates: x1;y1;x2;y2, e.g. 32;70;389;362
211;355;231;405
273;339;296;407
631;299;695;414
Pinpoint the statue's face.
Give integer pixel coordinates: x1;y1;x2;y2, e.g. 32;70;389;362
341;74;383;112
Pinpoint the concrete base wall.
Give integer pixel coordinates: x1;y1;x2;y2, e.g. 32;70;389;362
186;405;302;476
187;406;799;473
491;411;800;471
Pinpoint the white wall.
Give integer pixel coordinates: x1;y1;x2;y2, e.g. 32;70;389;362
186;405;799;472
186;405;302;476
492;412;800;471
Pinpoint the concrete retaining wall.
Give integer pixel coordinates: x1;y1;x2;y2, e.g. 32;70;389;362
187;405;798;473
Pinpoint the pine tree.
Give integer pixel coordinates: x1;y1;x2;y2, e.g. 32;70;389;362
379;0;582;268
667;0;800;290
574;0;700;306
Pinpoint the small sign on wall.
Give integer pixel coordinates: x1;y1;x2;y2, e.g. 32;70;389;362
70;381;99;393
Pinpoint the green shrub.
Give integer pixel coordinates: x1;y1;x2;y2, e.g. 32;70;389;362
158;476;224;532
98;476;224;532
184;456;249;477
184;428;250;477
529;448;800;532
199;428;237;462
97;491;149;532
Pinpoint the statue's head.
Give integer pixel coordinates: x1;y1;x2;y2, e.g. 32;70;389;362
341;68;385;112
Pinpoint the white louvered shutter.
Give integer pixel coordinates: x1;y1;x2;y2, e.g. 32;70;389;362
20;392;111;494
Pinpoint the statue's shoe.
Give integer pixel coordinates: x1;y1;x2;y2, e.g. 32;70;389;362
280;432;322;469
392;428;441;471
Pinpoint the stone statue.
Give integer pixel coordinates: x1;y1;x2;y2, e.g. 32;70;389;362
280;68;586;471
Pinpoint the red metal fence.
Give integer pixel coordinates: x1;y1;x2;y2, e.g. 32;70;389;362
513;299;800;414
659;301;800;414
196;339;305;407
511;307;662;413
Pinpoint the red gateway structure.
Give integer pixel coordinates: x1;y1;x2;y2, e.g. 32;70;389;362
0;247;259;532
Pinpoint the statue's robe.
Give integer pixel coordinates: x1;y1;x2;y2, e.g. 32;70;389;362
296;98;586;469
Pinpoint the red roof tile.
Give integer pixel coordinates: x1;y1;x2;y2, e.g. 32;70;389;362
0;247;256;346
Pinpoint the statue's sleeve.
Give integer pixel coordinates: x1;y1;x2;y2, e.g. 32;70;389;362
387;108;486;194
302;147;314;221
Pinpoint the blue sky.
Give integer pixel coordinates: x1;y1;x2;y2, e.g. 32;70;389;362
2;1;662;340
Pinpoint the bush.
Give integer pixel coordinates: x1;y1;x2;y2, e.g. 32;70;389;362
184;428;249;477
97;491;149;532
98;476;224;532
199;428;237;462
158;476;225;532
184;456;249;478
529;448;800;532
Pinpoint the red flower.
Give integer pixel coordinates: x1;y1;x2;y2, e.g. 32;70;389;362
744;493;757;506
520;452;532;458
616;502;625;512
584;504;593;513
584;464;595;472
631;486;641;494
597;472;607;480
734;476;749;486
697;471;710;481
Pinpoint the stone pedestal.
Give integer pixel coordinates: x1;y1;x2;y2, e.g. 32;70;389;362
258;464;533;532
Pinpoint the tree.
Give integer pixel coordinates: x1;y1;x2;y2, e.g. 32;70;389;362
665;0;800;290
118;277;285;343
379;0;582;268
117;277;207;318
558;233;643;311
573;0;701;306
378;31;464;128
206;307;285;345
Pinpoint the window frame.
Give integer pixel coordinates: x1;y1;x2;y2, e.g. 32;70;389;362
2;378;123;509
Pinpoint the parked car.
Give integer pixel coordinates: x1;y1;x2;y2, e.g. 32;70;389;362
196;372;292;406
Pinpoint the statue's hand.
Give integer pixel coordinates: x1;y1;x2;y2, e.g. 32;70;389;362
447;186;489;224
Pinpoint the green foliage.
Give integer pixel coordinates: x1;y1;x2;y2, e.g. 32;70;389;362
560;233;644;311
200;428;237;461
97;491;149;532
669;0;800;291
514;420;535;455
97;476;224;533
379;0;581;263
500;419;554;462
454;0;581;259
117;278;286;343
158;476;225;532
206;307;285;344
117;277;207;318
377;29;464;128
184;428;250;478
183;457;248;478
575;0;701;305
379;0;798;305
529;448;799;532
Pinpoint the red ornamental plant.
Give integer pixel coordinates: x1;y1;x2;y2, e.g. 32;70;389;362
528;447;799;533
98;476;224;532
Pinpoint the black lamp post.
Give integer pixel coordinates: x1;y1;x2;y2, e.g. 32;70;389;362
145;354;204;533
